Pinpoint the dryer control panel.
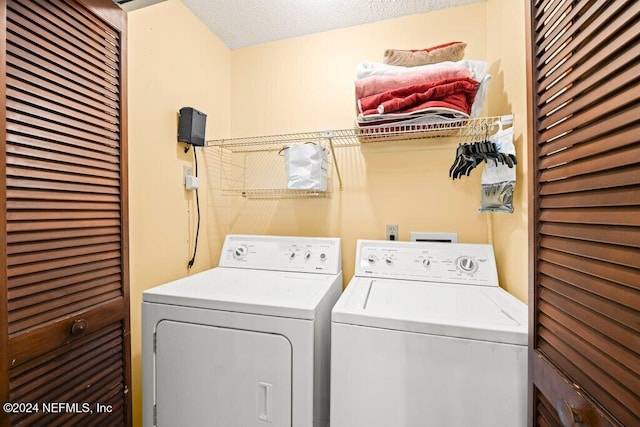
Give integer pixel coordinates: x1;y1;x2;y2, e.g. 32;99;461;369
355;240;498;286
219;235;341;274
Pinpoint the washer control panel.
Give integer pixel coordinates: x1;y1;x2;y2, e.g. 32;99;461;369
220;235;341;274
355;240;498;286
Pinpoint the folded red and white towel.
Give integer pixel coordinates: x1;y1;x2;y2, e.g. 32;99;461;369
358;77;480;116
355;65;472;99
355;60;489;119
356;59;488;81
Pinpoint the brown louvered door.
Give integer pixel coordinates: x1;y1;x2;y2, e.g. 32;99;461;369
527;1;639;426
1;0;130;425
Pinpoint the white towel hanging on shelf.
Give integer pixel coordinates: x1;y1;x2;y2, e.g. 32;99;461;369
282;143;328;192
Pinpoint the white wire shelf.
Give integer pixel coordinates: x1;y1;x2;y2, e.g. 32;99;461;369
204;115;512;199
354;115;512;142
205;116;511;150
205;141;335;200
206;129;357;152
222;188;333;199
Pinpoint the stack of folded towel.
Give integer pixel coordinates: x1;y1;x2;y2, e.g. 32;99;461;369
355;42;491;130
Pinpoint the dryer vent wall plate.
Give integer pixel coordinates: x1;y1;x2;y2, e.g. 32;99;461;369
410;232;458;243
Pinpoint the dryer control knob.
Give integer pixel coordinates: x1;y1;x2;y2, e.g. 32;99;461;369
233;245;248;260
319;253;327;261
423;258;431;267
457;256;477;273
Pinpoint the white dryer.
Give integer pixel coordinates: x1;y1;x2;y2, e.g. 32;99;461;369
142;235;342;427
330;240;527;427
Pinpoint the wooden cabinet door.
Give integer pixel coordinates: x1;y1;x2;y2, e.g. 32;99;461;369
1;0;130;425
527;1;640;426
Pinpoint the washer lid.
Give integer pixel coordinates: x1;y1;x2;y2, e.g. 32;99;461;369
143;267;341;320
332;277;527;345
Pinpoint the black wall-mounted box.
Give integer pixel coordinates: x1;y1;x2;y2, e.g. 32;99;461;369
178;107;207;147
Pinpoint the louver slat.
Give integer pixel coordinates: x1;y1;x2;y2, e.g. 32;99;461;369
538;261;638;311
534;0;565;32
530;1;640;425
7;142;120;175
534;0;592;48
539;166;640;196
6;146;119;179
7;258;121;290
5;13;119;87
540;52;639;118
7;77;119;127
7;86;119;132
536;391;562;427
6;226;121;244
6;120;120;156
539;107;640;157
537;1;639;92
539;126;639;170
6;55;119;111
4;37;118;102
12;0;119;63
8;268;121;300
539;223;640;248
539;300;640;377
9;1;119;75
8;99;119;139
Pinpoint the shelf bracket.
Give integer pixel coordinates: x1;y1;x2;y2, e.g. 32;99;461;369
323;130;343;191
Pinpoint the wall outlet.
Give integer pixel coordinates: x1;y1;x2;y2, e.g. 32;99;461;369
185;175;199;190
386;224;399;241
183;165;193;185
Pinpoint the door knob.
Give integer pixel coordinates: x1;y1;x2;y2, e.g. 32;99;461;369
558;400;590;426
70;319;89;336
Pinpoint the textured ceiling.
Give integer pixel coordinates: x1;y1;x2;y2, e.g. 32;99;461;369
179;0;485;50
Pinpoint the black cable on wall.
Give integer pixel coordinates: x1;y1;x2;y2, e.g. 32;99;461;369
187;147;200;269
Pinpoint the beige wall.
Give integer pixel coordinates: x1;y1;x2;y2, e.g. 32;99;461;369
127;1;528;424
485;0;528;301
127;1;230;425
230;4;487;135
226;2;528;291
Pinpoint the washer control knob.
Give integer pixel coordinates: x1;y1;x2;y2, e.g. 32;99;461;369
384;257;393;265
319;253;327;261
289;250;297;260
366;255;378;265
457;256;477;273
423;258;431;267
233;245;248;260
304;251;312;261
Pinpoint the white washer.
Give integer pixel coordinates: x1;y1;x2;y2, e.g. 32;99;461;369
142;235;342;427
330;240;527;427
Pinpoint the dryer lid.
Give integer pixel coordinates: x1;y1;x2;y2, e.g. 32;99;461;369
143;267;341;320
332;277;527;345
